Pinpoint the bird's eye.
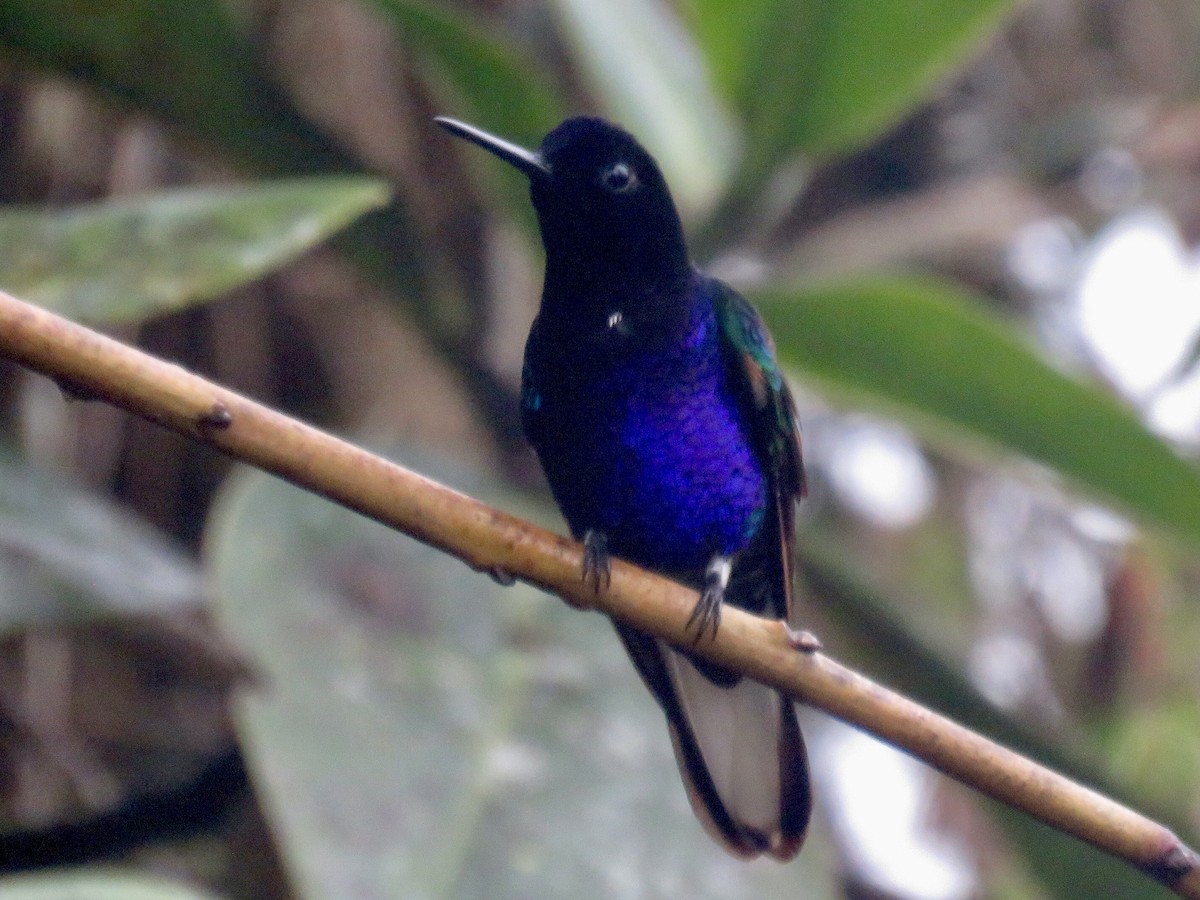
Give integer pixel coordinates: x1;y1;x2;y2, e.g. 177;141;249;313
601;161;638;193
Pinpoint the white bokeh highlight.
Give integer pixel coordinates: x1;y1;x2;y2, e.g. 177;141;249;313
1075;206;1200;442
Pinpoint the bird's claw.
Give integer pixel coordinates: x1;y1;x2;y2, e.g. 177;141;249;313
581;530;612;593
687;583;723;643
688;555;731;643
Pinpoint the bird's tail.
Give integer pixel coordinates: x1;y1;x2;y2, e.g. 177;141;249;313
614;624;811;859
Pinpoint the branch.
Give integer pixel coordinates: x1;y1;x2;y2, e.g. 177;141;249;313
0;287;1197;896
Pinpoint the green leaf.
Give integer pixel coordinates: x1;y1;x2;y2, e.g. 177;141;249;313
0;872;224;900
546;0;738;218
207;447;838;900
0;445;204;634
691;0;1019;187
364;0;561;141
0;0;435;301
0;0;501;378
0;177;390;324
363;0;563;227
754;276;1200;545
680;0;780;105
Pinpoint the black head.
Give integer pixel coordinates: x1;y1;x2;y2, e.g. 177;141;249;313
437;116;691;308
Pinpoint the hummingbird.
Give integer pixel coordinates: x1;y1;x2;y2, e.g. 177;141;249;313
437;115;810;860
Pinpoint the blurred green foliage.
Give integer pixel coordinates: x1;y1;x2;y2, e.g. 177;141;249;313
0;872;224;900
0;178;389;323
758;277;1200;543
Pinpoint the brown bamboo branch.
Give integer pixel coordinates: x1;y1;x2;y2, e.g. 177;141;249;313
0;287;1197;896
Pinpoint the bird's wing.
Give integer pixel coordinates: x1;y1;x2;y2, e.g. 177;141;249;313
712;278;805;621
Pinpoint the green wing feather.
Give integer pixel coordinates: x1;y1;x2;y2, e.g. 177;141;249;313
714;279;805;626
713;280;805;501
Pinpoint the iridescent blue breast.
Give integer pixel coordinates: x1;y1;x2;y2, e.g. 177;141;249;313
522;290;769;573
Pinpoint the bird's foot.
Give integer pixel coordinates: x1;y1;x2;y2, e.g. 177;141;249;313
783;623;822;653
581;530;612;594
687;555;731;643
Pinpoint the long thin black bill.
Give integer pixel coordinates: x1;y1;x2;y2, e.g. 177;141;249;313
434;117;550;182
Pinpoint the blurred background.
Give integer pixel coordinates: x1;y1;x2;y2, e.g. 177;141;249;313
1;0;1200;897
